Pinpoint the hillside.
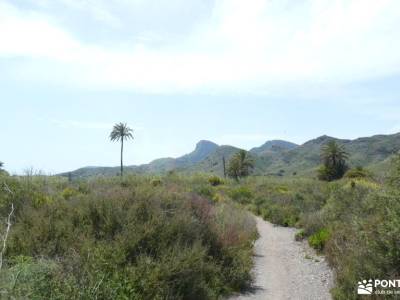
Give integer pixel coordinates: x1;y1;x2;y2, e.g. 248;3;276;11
62;140;220;178
253;133;400;176
62;132;400;178
250;140;298;155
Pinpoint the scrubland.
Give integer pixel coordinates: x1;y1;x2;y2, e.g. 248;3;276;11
1;157;399;299
0;174;256;299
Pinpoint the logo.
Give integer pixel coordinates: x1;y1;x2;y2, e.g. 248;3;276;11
357;279;400;295
358;280;373;295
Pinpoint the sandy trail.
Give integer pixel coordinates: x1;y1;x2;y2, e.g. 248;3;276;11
229;216;333;300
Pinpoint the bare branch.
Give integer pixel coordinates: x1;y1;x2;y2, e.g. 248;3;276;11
0;203;14;269
2;182;14;195
0;182;15;270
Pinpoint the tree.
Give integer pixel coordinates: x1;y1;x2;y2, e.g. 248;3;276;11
110;123;133;177
317;140;349;181
0;162;3;170
227;150;254;181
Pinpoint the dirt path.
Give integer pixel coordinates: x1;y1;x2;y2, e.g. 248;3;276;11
229;216;334;300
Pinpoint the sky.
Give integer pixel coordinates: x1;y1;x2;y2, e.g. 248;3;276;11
1;0;400;174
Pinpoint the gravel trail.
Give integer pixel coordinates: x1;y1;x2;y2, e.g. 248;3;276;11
229;216;334;300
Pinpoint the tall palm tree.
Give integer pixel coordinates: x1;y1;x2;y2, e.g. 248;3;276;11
319;140;349;181
227;150;254;181
321;140;348;167
110;123;133;177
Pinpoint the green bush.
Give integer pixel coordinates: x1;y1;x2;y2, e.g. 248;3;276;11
308;228;330;251
344;166;371;179
150;178;162;187
324;187;400;299
229;186;253;205
61;187;78;199
295;229;305;241
388;153;400;188
208;176;224;186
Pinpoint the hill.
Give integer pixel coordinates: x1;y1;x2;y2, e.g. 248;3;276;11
61;133;400;178
252;133;400;176
250;140;298;155
61;140;219;178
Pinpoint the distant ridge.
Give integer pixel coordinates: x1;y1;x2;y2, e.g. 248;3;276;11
250;140;298;155
60;132;400;178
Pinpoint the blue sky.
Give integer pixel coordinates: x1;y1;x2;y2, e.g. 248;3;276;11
1;0;400;174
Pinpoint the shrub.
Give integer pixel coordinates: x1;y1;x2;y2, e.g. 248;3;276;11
194;185;214;198
308;228;330;251
295;229;305;241
208;176;224;186
388;153;400;188
229;187;253;205
325;187;400;299
61;187;78;199
344;166;371;179
150;178;162;187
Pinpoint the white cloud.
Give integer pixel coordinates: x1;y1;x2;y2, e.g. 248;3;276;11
1;0;400;94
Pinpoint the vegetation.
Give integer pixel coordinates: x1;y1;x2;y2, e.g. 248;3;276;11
0;174;257;299
0;162;8;177
110;123;134;177
208;176;224;186
318;140;349;181
308;228;330;252
64;132;400;178
388;153;400;188
227;150;254;181
344;166;371;179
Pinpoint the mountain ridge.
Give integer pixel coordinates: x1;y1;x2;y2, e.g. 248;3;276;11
60;132;400;178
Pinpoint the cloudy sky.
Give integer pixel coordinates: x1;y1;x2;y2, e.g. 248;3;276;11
1;0;400;173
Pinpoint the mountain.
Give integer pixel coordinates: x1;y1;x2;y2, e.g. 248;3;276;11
189;145;242;174
61;140;219;178
61;133;400;178
250;140;298;155
251;133;400;176
61;166;120;178
137;140;219;172
176;140;219;165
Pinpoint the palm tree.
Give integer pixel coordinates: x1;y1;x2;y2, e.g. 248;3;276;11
318;140;349;181
110;123;133;177
227;150;254;181
321;140;348;166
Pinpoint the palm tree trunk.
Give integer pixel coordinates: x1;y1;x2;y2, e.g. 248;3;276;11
120;138;124;177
